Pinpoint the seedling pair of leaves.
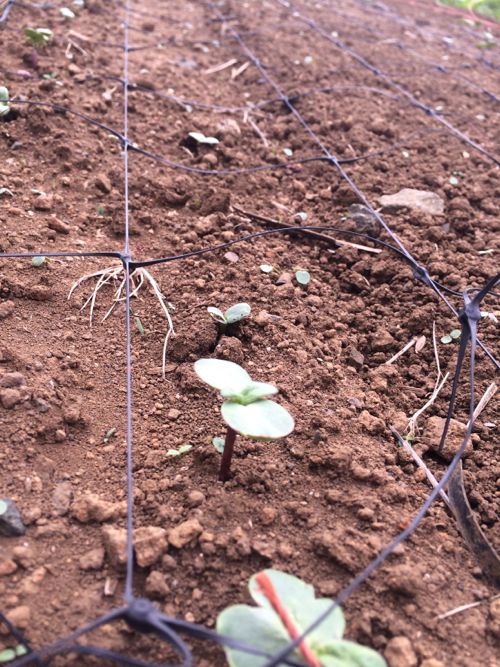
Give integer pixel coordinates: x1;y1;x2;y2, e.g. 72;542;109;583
208;302;251;328
217;569;386;667
194;359;294;481
24;27;53;47
0;87;10;118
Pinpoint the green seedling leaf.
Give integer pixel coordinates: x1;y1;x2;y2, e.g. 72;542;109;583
212;436;225;453
0;188;14;197
221;381;278;404
166;444;193;457
24;27;53;47
283;148;293;157
97;205;106;216
221;399;294;439
0;499;7;515
450;329;461;339
224;302;251;324
15;646;27;658
217;570;386;667
295;270;311;285
260;264;273;273
449;175;459;186
0;86;9;118
207;306;226;324
0;649;16;663
188;131;219;145
32;256;46;267
60;7;75;18
135;316;145;334
103;427;116;443
441;335;452;344
194;358;251;393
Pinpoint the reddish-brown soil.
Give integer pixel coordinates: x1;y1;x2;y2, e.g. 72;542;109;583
0;0;499;666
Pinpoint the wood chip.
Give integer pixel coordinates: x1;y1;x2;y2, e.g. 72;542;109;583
204;59;238;74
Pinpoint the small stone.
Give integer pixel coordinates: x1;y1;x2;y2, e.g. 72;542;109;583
54;429;66;442
102;526;128;568
0;499;26;536
379;188;444;216
425;416;472;462
95;173;112;193
421;661;445;667
12;546;34;568
260;506;277;525
0;558;17;576
224;251;239;263
384;636;417;667
33;194;53;211
306;295;322;307
359;410;385;435
167;408;181;420
488;597;500;638
347;346;364;369
0;300;15;319
215;336;244;364
63;403;81;424
48;218;71;234
371;330;395;351
0;388;22;409
52;481;73;516
386;563;422;597
79;547;105;571
168;518;203;549
145;570;170;599
6;605;31;630
134;526;168;567
71;493;126;523
186;490;205;507
0;372;26;388
357;507;374;522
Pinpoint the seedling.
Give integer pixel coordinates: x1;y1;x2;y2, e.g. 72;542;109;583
217;569;387;667
24;27;53;47
295;270;311;286
0;645;28;664
69;264;174;377
0;87;10;118
441;329;461;344
194;359;294;481
166;443;192;458
260;264;273;274
207;302;251;329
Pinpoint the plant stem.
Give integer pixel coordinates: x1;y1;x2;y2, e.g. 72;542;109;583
218;427;237;482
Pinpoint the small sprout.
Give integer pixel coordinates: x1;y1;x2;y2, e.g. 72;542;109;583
32;256;47;267
103;427;116;444
295;270;311;286
0;646;27;663
135;316;145;335
207;302;251;327
97;205;106;216
0;86;10;117
166;443;193;457
449;175;459;186
188;131;219;145
59;7;75;18
441;335;452;344
260;264;273;274
303;55;314;65
24;27;53;47
212;436;225;453
441;328;461;344
283;148;293;157
194;359;294;481
450;329;461;339
217;569;387;667
0;187;14;197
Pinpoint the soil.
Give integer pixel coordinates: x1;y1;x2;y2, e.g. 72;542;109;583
0;0;499;666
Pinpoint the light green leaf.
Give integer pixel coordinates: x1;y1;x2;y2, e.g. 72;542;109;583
221;399;294;439
212;436;225;454
441;335;452;344
188;131;219;145
0;649;16;663
0;104;10;118
207;306;226;324
0;500;7;515
15;646;27;658
60;7;75;18
283;148;293;157
32;256;46;267
295;270;310;285
319;640;387;667
260;264;273;273
194;358;251;393
450;329;461;339
24;27;53;46
220;381;278;404
224;302;251;324
0;87;8;103
135;316;145;335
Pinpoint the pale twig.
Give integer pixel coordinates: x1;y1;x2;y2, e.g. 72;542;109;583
436;593;500;621
231;61;250;79
204;58;238;74
467;382;497;427
407;322;449;436
330;238;382;254
243;111;269;147
385;337;416;365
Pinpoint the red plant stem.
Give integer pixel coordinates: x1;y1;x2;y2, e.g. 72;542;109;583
255;572;321;667
218;426;237;482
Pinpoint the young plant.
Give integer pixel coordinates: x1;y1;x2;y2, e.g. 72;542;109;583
217;569;387;667
207;302;251;330
194;359;294;482
0;87;10;118
24;27;53;47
